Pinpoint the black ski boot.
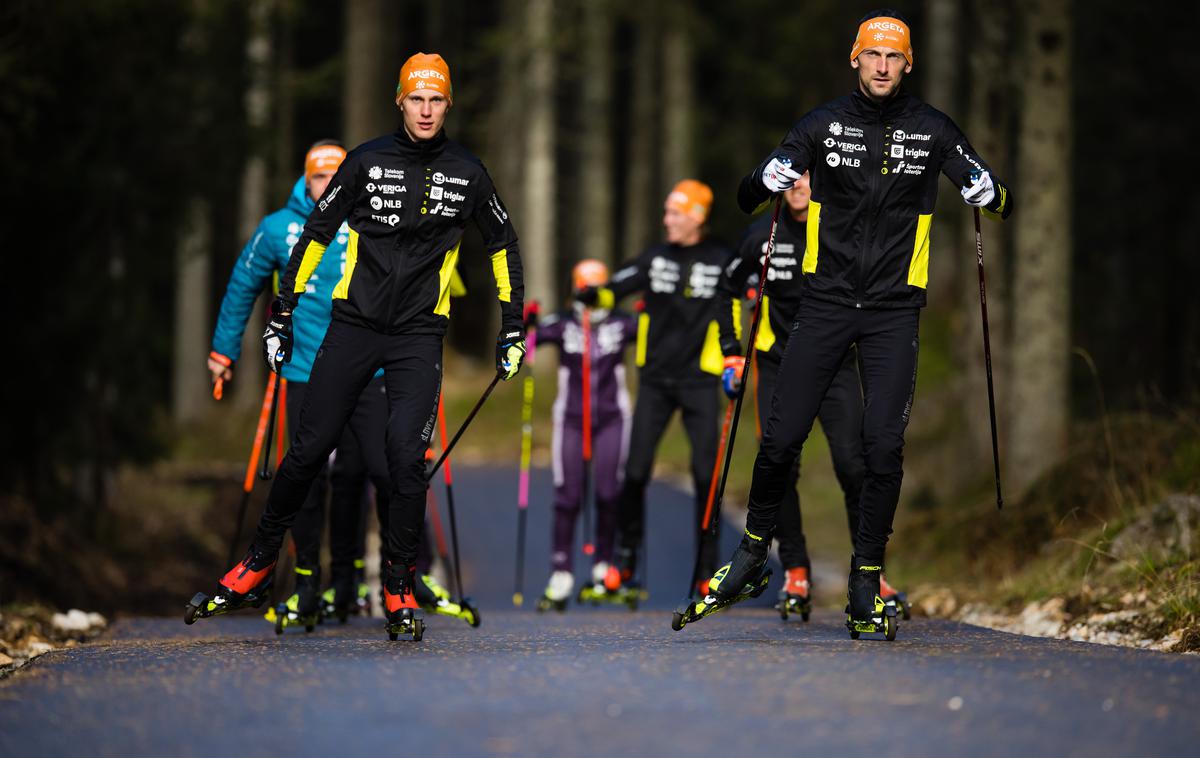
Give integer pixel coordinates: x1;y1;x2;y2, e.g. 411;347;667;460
672;530;772;631
320;563;357;624
415;573;481;627
185;544;277;624
845;555;897;641
383;562;424;642
272;566;322;634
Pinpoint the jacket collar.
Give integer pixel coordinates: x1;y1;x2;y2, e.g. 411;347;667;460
849;87;914;120
393;127;448;160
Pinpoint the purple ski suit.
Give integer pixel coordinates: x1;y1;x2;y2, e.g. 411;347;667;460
537;306;636;571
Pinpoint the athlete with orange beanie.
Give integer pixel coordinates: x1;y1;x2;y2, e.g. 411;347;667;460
187;52;525;642
578;180;737;598
677;10;1011;638
533;260;637;611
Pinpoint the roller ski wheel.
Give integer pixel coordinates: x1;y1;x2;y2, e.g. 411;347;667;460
845;601;898;641
536;595;568;613
775;590;812;622
183;547;277;625
385;608;424;642
671;566;772;632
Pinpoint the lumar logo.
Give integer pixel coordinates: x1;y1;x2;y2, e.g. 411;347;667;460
408;69;446;81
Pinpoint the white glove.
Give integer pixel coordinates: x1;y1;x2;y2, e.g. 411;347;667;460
761;157;802;193
961;171;995;207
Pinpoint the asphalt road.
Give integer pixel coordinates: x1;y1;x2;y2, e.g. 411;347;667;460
2;466;1198;757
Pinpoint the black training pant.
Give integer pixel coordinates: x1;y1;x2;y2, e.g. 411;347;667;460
287;376;391;573
255;320;442;567
746;298;918;565
756;347;865;571
617;379;720;577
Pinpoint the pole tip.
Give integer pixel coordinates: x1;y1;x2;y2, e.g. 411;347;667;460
583;543;595;556
512;592;524;607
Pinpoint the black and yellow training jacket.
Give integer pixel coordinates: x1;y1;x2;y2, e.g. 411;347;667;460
599;238;738;385
738;88;1012;310
279;129;524;337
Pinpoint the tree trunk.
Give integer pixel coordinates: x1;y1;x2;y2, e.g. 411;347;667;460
953;0;1013;487
659;3;695;184
230;0;273;409
578;0;615;266
621;5;658;259
1008;0;1072;495
521;0;557;307
923;0;962;303
173;198;212;423
343;0;402;147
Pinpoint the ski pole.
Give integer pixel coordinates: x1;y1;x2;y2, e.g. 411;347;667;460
275;378;288;469
513;318;537;607
688;399;735;596
436;393;467;605
259;373;282;481
227;373;278;565
427;372;502;481
974;207;1004;510
704;196;783;554
425;473;453;581
580;306;595;557
213;377;225;401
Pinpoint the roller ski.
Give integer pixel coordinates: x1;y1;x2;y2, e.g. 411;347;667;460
575;562;640;610
269;566;322;634
776;566;813;622
672;531;772;631
383;563;425;642
880;573;911;620
845;556;898;641
414;573;481;627
184;546;276;624
537;570;573;613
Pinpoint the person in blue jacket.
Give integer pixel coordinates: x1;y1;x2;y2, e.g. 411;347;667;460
208;140;392;626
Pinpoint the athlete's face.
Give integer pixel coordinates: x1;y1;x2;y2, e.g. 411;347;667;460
784;172;811;217
852;46;911;101
663;204;702;245
307;170;336;202
398;91;450;140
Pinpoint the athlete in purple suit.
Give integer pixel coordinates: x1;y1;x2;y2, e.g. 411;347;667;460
535;260;636;608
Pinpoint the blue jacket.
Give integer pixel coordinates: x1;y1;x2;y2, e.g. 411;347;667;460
211;177;361;383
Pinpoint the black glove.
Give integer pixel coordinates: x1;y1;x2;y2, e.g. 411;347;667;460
575;286;599;306
720;338;743;358
496;327;527;380
262;298;294;375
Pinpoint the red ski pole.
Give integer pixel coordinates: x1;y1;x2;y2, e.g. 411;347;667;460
227;373;278;565
581;307;595;557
